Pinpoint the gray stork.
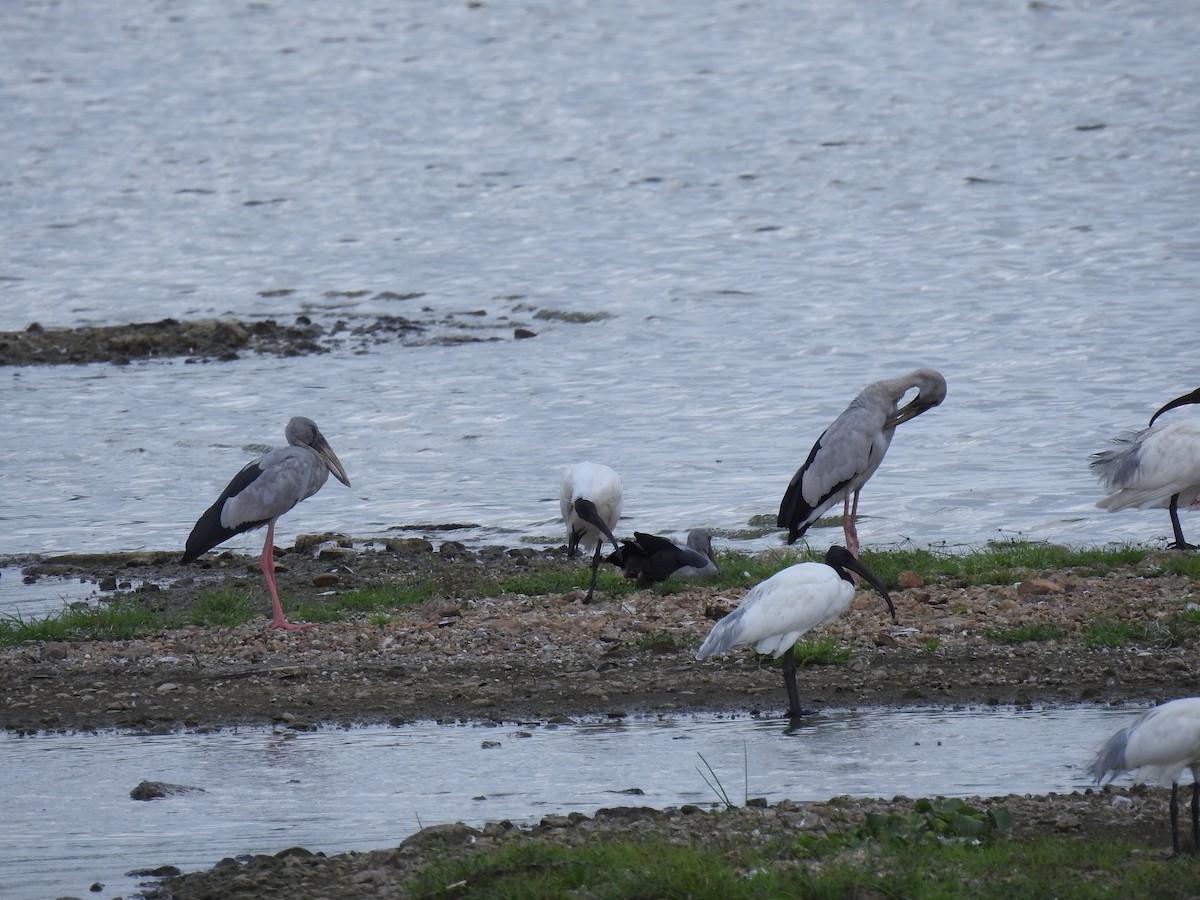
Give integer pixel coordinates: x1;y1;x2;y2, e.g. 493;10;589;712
696;545;895;720
1088;697;1200;856
182;417;351;630
777;368;946;557
560;462;623;603
606;529;719;584
1092;387;1200;550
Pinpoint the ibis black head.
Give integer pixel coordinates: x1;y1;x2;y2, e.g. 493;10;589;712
823;545;897;623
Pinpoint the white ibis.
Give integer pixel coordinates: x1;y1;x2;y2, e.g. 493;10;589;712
1088;697;1200;855
777;369;946;557
182;417;351;630
606;529;719;584
696;545;896;719
1092;387;1200;550
560;462;623;603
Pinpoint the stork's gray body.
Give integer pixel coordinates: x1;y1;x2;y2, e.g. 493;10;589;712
777;368;946;554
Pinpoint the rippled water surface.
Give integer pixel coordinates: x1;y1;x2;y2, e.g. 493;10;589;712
1;706;1139;899
2;0;1198;564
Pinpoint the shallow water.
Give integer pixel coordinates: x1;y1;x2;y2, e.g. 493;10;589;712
0;706;1143;899
2;0;1199;563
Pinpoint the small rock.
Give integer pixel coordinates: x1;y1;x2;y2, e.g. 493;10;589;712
897;570;925;589
386;537;434;554
130;780;206;801
294;532;353;555
312;573;339;588
1018;578;1063;596
400;823;481;848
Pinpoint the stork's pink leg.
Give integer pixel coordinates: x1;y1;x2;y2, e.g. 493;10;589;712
842;492;862;573
259;522;316;630
848;491;861;556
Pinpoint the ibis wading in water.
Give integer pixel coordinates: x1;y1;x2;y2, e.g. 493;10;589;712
1088;697;1200;855
1092;387;1200;550
560;462;623;603
696;545;896;720
182;417;351;630
777;368;946;557
606;529;719;584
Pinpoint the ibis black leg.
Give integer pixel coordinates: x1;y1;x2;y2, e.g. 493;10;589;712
584;543;602;604
1171;782;1182;857
782;647;806;720
1168;495;1197;551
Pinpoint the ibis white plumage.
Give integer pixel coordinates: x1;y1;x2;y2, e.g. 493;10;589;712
182;417;351;630
1092;387;1200;550
696;545;896;719
777;369;946;557
606;529;719;584
560;462;623;603
1088;697;1200;855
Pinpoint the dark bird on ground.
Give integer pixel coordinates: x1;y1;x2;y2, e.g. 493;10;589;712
777;369;946;557
182;417;350;630
606;529;719;584
560;461;623;603
696;545;896;720
1088;697;1200;856
1092;387;1200;550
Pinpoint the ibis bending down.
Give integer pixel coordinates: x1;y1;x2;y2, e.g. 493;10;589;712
1092;387;1200;551
606;529;718;584
777;368;946;557
182;417;351;630
1088;697;1200;855
696;545;896;719
560;462;623;603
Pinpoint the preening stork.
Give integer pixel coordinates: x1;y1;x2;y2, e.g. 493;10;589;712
560;462;623;603
182;417;351;630
777;369;946;557
1088;697;1200;855
606;529;719;584
696;545;896;720
1092;387;1200;550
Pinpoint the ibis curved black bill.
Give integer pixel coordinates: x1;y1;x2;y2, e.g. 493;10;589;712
824;545;897;623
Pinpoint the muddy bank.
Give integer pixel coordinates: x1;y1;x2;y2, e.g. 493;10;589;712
0;304;542;366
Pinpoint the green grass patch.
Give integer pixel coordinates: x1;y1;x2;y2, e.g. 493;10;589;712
856;540;1154;589
405;803;1200;899
988;622;1064;645
786;635;852;667
0;600;163;644
328;581;435;612
188;588;252;627
1080;618;1181;649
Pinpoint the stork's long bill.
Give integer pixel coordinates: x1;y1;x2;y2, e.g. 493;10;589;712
885;390;945;429
314;435;351;487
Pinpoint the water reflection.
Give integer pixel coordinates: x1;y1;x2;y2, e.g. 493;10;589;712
1;706;1136;898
